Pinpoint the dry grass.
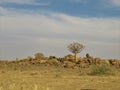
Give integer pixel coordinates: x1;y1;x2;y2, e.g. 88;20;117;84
0;65;120;90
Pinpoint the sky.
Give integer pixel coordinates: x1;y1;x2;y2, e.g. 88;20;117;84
0;0;120;60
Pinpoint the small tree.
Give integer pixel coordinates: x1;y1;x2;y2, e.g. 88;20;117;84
67;42;85;61
34;52;44;59
86;53;90;58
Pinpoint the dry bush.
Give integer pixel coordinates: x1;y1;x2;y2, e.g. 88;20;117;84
34;52;45;60
49;59;61;66
89;64;115;76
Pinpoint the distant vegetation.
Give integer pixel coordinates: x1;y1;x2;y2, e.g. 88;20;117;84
0;42;120;75
0;42;120;90
0;53;120;76
67;42;85;61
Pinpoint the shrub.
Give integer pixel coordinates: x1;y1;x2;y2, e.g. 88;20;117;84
49;59;61;66
34;52;45;59
89;64;115;76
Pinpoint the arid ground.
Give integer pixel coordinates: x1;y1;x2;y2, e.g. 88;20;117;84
0;64;120;90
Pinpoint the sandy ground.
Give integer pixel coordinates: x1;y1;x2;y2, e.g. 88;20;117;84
0;65;120;90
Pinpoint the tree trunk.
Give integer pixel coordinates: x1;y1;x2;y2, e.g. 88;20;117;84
74;53;77;62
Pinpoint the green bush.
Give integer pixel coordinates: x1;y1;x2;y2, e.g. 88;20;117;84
89;64;115;76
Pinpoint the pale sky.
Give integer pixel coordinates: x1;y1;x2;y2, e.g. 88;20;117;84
0;0;120;60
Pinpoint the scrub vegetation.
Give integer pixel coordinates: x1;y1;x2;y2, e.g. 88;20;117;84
0;42;120;90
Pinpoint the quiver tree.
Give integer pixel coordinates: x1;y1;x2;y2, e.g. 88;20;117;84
67;42;85;61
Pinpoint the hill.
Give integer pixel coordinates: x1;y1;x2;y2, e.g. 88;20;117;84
0;53;120;90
